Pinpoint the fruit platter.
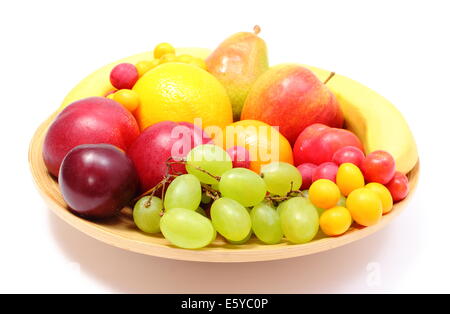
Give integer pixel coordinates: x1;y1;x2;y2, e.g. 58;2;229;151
29;27;419;262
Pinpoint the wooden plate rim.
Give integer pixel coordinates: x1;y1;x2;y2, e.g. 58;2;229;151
29;114;419;263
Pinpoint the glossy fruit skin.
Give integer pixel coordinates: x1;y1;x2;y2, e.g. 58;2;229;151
135;60;158;77
43;97;140;177
309;179;341;209
312;162;338;183
319;206;352;236
241;64;344;144
186;144;233;185
366;182;393;214
219;168;266;207
206;31;269;120
133;196;163;233
223;120;293;173
153;43;175;59
127;121;211;192
278;197;319;244
160;53;176;64
226;146;251;169
160;207;215;249
164;174;202;211
227;231;252;245
250;202;283;244
59;144;138;219
297;163;317;189
346;188;382;226
336;163;365;196
260;162;302;196
210;197;252;242
332;146;365;167
133;62;233;131
293;123;364;166
110;63;139;90
112;89;140;112
361;150;396;184
385;171;409;202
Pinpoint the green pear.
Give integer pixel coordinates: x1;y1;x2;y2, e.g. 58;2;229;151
206;26;269;120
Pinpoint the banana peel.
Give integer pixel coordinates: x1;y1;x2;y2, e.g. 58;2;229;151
303;65;418;174
58;48;211;110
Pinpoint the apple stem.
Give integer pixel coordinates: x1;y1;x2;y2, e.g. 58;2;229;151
323;72;335;85
253;25;261;35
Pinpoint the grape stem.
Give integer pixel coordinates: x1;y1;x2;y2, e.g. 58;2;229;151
134;157;222;205
134;159;307;208
264;186;306;203
194;166;221;182
201;183;221;200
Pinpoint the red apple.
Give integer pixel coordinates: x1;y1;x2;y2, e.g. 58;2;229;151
241;65;344;144
297;163;317;189
293;124;364;166
361;150;396;184
385;171;409;202
312;162;338;183
332;146;365;167
127;121;211;192
43;97;140;177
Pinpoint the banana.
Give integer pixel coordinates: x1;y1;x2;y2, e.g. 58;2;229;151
57;50;417;174
58;48;211;111
305;65;418;174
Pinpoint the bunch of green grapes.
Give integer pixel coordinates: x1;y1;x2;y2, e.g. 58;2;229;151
133;145;321;249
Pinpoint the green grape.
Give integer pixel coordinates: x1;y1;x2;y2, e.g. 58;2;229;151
227;230;252;245
201;193;212;204
219;168;267;207
196;207;207;217
164;174;201;211
250;202;283;244
302;190;309;198
337;195;347;207
160;208;215;249
210;228;217;244
133;196;163;234
260;162;302;196
278;197;319;244
186;144;232;184
210;197;252;241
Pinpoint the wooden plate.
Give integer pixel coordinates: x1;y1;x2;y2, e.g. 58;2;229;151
29;113;419;262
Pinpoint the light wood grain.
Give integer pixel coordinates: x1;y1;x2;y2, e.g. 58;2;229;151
29;115;419;262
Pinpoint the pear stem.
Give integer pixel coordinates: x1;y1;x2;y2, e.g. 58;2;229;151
323;72;335;85
253;25;261;35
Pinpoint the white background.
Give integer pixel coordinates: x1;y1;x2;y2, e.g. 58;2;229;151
1;0;449;293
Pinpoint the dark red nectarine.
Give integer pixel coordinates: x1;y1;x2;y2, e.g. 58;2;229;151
127;121;211;192
43;97;140;177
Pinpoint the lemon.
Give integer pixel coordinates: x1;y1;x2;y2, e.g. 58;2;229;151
133;62;233;130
